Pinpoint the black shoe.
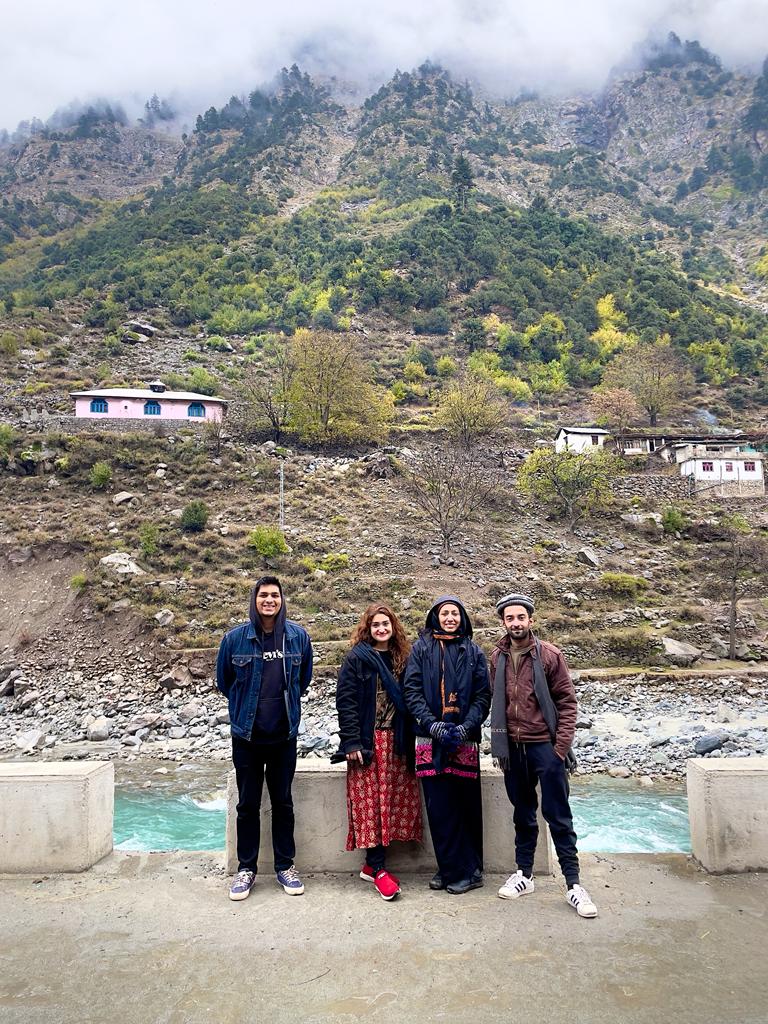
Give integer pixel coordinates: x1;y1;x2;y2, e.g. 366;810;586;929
428;871;445;891
472;868;483;883
446;876;484;895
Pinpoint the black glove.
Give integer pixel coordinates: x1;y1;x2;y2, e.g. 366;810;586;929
430;722;450;743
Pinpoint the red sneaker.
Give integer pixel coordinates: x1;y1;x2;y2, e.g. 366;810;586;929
360;863;399;885
373;870;401;901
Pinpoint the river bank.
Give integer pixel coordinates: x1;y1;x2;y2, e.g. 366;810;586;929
2;663;767;779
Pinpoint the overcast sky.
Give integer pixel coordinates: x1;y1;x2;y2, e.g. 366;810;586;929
3;0;768;131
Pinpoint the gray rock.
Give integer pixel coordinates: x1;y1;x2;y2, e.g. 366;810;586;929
154;609;175;627
100;552;145;576
7;547;33;565
694;733;727;755
179;700;205;724
715;703;737;724
158;673;184;691
562;592;580;607
87;716;111;741
112;491;135;505
661;637;703;667
167;727;187;740
576;547;600;568
608;766;631;778
14;729;46;751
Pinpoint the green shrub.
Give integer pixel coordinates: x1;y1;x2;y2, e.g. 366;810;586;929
607;629;661;665
180;500;209;532
70;573;88;591
89;461;112;490
0;331;19;357
599;572;649;596
138;522;160;557
319;552;350;572
662;506;687;533
248;525;289;557
0;423;16;455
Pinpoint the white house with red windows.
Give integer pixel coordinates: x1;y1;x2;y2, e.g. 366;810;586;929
664;442;764;497
70;380;227;423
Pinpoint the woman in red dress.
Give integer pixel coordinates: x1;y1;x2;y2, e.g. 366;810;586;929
333;604;422;900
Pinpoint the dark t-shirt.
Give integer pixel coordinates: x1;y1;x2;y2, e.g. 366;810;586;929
252;632;289;742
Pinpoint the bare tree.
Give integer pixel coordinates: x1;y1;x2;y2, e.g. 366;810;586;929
241;336;294;441
405;444;506;556
708;515;768;659
590;387;642;452
602;336;692;426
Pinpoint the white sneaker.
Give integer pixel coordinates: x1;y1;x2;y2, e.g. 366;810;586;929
498;870;535;900
567;884;598;918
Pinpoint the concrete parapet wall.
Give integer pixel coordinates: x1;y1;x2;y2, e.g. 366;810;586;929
0;762;114;873
687;757;768;873
225;761;553;876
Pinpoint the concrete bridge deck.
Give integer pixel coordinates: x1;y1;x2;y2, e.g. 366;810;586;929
1;852;766;1024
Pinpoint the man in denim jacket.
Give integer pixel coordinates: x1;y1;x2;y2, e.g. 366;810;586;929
217;575;313;900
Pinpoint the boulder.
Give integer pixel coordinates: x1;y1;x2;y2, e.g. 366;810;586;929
100;552;145;576
661;637;703;667
154;609;175;627
7;547;33;565
14;729;46;752
87;716;111;741
576;547;600;568
715;703;737;724
608;766;631;778
18;690;41;710
562;592;580;607
179;699;205;724
694;732;727;755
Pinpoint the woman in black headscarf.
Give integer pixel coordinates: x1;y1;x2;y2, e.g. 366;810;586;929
403;596;490;894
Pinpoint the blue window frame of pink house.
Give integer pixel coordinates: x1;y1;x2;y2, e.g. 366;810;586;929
144;400;161;416
90;399;109;413
187;402;205;418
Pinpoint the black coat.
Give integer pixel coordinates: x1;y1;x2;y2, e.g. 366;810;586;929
334;646;414;769
403;634;491;741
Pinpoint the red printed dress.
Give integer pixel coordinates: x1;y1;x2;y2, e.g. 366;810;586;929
346;680;422;851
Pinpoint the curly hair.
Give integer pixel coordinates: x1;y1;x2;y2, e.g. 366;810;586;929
350;603;412;675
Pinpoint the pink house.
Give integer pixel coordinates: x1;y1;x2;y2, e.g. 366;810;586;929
70;380;227;423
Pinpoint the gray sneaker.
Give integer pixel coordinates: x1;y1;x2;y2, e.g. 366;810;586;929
229;869;256;901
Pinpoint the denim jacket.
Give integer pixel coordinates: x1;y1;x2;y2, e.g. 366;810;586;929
216;614;313;742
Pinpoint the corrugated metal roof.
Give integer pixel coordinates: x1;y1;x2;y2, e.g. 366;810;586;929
70;388;227;403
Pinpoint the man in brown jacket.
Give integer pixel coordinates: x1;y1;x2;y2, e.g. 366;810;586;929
489;593;597;918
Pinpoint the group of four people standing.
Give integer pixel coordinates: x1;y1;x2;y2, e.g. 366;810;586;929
216;575;597;919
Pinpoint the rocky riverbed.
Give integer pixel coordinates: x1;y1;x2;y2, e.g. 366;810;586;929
1;658;767;779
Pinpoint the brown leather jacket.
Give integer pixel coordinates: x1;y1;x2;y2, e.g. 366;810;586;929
489;633;577;760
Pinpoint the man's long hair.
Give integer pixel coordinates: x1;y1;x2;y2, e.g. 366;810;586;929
350;603;412;675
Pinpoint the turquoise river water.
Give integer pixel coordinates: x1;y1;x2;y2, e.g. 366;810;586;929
113;768;690;854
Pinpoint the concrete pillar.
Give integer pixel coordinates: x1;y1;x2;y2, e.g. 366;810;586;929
226;761;553;876
687;757;768;873
0;762;114;873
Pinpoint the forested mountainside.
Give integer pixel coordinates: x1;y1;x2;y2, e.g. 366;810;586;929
0;39;767;422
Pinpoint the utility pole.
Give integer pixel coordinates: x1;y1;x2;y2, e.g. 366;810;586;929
278;461;285;530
